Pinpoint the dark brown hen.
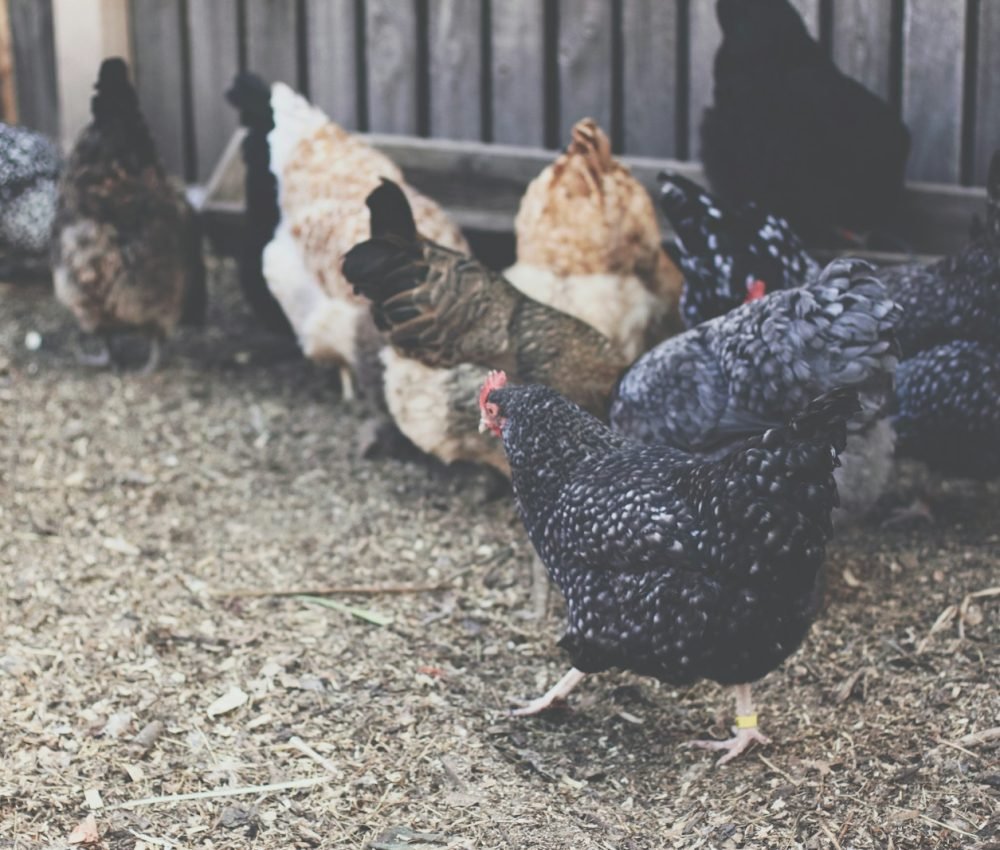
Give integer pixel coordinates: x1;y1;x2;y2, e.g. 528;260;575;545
344;180;628;419
52;58;205;372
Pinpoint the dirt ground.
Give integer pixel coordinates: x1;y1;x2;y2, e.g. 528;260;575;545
1;259;997;850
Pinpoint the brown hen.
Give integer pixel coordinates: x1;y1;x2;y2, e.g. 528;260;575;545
505;118;682;360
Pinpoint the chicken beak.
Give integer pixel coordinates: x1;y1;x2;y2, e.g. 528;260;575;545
478;418;489;434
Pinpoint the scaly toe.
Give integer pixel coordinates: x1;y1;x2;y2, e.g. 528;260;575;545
686;728;769;765
507;696;570;717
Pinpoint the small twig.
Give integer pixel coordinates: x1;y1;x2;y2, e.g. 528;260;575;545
287;736;340;776
126;829;181;848
933;737;981;760
918;814;978;839
818;820;842;850
956;726;1000;747
112;775;332;809
757;754;801;786
219;582;452;598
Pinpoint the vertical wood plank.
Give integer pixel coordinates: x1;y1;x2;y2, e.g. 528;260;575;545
365;0;419;134
187;0;239;182
306;0;358;128
688;0;722;159
428;0;481;140
52;0;132;149
830;0;892;100
491;0;544;146
902;0;965;182
974;0;1000;184
622;0;676;157
9;0;60;135
788;0;819;36
245;0;298;88
130;0;187;177
0;0;18;124
557;0;612;145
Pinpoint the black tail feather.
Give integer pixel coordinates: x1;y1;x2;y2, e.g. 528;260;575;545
92;57;140;123
226;72;274;132
366;179;418;241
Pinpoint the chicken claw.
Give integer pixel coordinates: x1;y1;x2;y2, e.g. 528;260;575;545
508;668;585;717
686;726;770;766
688;683;769;765
76;335;112;368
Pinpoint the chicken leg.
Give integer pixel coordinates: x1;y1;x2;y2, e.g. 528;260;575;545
509;667;586;716
687;683;770;765
139;332;163;375
528;553;551;620
76;333;112;368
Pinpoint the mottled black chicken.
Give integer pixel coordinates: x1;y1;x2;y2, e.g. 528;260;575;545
481;371;860;763
225;72;294;337
659;172;818;327
0;122;60;279
701;0;910;238
52;58;205;371
610;259;900;519
876;151;1000;479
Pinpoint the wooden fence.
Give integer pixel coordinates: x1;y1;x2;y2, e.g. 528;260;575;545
4;0;999;192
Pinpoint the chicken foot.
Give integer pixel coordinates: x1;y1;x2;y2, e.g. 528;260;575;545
687;683;770;765
139;332;163;375
75;333;112;368
509;667;586;716
528;553;551;620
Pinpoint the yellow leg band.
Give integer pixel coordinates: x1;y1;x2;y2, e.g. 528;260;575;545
735;713;758;729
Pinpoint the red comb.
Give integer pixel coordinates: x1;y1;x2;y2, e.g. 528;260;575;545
479;370;507;409
745;279;767;302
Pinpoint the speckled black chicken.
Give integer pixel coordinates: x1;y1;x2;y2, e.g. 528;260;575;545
52;58;206;372
611;259;901;519
480;371;859;763
701;0;910;237
0;122;60;278
876;151;1000;479
659;172;818;328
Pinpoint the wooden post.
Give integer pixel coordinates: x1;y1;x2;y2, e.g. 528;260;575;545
51;0;131;150
0;0;18;123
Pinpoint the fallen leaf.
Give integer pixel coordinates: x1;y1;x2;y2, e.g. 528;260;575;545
102;711;133;739
68;814;100;844
297;595;394;626
130;720;164;754
207;687;249;718
103;536;140;556
842;567;863;588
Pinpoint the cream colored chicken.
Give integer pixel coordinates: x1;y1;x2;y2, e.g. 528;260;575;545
263;82;468;398
505;119;682;360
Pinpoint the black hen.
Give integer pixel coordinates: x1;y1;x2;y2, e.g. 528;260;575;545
877;152;1000;478
701;0;910;237
893;341;1000;479
610;259;900;519
481;372;859;763
659;172;818;327
225;72;293;336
